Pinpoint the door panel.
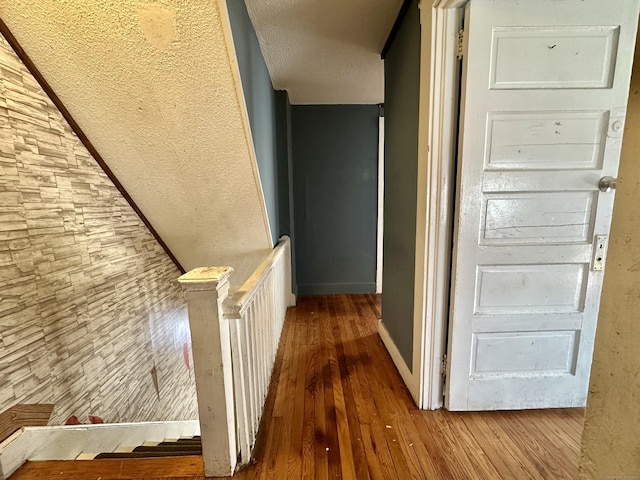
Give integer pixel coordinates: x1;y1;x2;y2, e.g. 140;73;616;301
446;0;639;410
471;331;579;376
489;26;620;89
474;264;588;314
481;192;597;244
485;111;608;170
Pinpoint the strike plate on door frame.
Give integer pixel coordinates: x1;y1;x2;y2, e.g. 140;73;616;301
592;235;608;271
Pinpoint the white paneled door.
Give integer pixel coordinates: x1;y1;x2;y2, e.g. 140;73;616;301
446;0;640;410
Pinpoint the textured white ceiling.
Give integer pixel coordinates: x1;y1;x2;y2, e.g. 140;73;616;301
1;0;273;275
244;0;403;105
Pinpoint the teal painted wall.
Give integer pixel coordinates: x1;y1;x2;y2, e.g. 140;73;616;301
292;105;379;294
382;0;421;368
275;90;297;292
227;0;279;244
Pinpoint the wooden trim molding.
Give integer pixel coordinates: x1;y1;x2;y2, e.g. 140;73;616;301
416;6;463;409
376;116;384;294
0;19;185;274
431;0;469;8
410;1;432;409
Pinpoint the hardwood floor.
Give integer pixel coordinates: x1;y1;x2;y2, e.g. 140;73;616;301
11;294;584;480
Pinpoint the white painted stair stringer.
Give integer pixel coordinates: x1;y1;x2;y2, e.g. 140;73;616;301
0;420;200;480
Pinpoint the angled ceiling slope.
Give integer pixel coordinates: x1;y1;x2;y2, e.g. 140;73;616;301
245;0;404;104
0;0;273;276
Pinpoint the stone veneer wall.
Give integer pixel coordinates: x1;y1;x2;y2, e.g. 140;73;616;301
0;35;198;424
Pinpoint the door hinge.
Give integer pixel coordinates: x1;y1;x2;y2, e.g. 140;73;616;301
441;354;448;374
456;29;465;60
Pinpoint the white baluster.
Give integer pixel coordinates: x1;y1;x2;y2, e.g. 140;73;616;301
246;304;258;438
257;288;267;405
225;303;250;465
191;236;295;469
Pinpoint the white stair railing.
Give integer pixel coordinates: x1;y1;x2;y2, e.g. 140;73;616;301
178;236;294;477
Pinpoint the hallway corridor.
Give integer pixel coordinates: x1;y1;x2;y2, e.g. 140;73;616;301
244;294;582;479
12;295;583;479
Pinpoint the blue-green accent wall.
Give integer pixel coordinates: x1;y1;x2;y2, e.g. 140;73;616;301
275;90;297;292
226;0;279;244
291;105;379;295
382;0;421;368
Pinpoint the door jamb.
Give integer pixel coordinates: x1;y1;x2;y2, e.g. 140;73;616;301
413;0;467;409
376;116;385;294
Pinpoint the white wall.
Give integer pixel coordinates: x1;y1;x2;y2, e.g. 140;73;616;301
0;0;272;276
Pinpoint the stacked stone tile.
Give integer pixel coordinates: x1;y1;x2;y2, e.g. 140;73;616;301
0;35;197;424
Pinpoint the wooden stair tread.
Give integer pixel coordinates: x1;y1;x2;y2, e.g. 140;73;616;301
158;441;202;447
0;404;54;444
114;446;136;453
133;445;202;453
75;452;97;460
95;451;201;459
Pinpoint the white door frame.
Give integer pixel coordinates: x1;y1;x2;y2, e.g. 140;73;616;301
380;0;467;409
413;0;468;409
376;116;385;294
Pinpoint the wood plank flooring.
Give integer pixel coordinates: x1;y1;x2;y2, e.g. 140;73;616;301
11;294;584;480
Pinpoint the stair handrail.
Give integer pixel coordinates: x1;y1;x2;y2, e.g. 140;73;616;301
178;235;293;477
225;236;290;317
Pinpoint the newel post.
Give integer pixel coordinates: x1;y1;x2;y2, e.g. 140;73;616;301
178;267;237;477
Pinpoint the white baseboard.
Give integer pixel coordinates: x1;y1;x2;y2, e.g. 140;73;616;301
0;420;199;480
378;319;420;405
288;293;297;306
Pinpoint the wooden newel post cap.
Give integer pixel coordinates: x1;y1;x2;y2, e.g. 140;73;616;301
178;266;233;291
